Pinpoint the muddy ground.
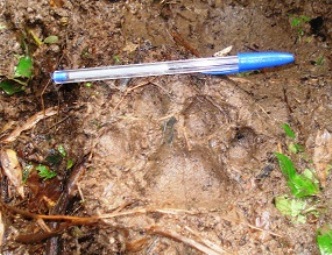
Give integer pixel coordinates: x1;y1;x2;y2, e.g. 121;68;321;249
0;0;332;254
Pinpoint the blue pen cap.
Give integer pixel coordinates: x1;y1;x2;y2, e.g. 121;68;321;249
205;51;294;75
52;71;68;84
238;52;295;72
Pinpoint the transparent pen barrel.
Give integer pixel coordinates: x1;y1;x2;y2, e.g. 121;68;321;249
53;56;239;84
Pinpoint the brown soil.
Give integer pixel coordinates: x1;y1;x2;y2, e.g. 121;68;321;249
0;0;331;254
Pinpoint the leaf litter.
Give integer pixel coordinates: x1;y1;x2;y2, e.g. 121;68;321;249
0;149;24;198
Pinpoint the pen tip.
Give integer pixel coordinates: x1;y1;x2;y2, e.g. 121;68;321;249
52;71;68;84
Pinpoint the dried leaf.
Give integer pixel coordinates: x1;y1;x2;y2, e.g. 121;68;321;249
0;149;24;198
44;35;59;44
0;107;58;143
50;0;64;8
213;45;233;57
313;129;332;187
122;42;139;53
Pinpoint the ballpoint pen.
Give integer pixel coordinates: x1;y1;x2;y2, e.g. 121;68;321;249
52;52;294;84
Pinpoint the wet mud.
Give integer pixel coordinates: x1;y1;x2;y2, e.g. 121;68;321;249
0;0;331;254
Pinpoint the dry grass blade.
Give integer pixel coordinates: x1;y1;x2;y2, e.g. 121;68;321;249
148;226;233;255
0;149;24;198
0;107;58;143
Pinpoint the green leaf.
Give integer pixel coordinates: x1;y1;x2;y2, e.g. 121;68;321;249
57;144;66;157
291;17;302;27
14;56;33;79
0;80;23;95
282;123;296;139
288;143;304;154
44;35;59;44
36;164;57;180
275;195;307;223
314;56;325;66
66;159;74;170
275;153;297;179
22;164;33;183
303;168;318;183
288;174;319;198
317;228;332;255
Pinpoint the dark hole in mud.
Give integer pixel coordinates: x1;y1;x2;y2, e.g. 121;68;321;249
233;126;256;144
310;16;324;34
310;16;325;40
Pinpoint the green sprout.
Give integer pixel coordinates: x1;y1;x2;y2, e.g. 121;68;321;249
36;164;57;180
282;123;296;139
275;195;320;224
281;123;304;154
275;195;307;224
290;15;310;37
275;153;319;198
66;159;74;170
314;55;325;66
57;144;67;157
113;55;121;64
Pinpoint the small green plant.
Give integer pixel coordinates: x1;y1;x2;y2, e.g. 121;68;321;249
290;15;310;37
275;153;319;198
317;226;332;255
282;123;296;139
314;55;325;66
275;123;321;225
276;123;319;198
113;55;121;64
57;144;67;157
275;195;320;224
56;144;74;170
281;123;304;154
0;55;33;95
36;164;57;180
66;158;74;170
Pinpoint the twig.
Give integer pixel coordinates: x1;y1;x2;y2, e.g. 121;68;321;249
185;226;234;254
147;226;231;255
0;107;58;143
